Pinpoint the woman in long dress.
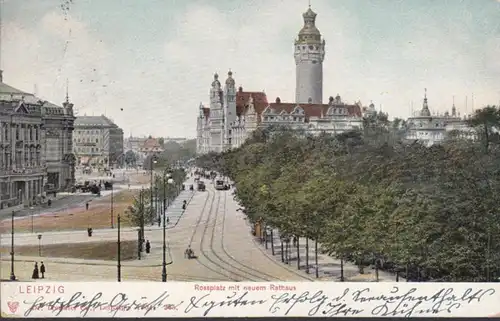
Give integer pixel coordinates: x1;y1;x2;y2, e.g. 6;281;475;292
32;262;39;279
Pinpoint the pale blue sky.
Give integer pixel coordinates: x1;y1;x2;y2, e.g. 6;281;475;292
1;0;499;138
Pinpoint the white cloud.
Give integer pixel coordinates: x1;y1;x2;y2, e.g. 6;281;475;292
1;11;113;115
2;1;499;138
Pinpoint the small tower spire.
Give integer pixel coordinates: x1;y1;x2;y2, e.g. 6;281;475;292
65;78;70;103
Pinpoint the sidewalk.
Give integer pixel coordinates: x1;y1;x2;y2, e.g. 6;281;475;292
253;227;404;282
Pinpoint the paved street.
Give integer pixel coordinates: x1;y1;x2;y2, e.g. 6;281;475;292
1;176;401;282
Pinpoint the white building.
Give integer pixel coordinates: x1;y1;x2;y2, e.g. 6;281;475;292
196;6;367;155
73;115;124;168
405;90;477;146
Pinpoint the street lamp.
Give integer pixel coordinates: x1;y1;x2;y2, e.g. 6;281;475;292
110;184;114;229
117;213;121;282
150;156;157;229
162;176;174;282
37;234;42;256
10;210;16;281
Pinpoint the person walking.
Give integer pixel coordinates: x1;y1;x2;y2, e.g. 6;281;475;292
32;262;39;279
145;240;151;254
86;202;89;211
40;262;46;279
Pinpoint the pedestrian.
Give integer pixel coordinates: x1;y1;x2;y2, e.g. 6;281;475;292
145;240;151;254
86;202;89;210
293;236;298;247
40;262;46;279
32;262;39;279
166;217;170;224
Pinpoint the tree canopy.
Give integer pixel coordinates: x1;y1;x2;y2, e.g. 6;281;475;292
196;106;500;282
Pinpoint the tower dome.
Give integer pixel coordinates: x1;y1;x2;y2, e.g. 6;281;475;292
211;73;220;87
225;70;235;86
420;88;431;117
297;7;321;43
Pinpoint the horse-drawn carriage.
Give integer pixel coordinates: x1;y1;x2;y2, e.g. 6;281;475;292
184;247;196;259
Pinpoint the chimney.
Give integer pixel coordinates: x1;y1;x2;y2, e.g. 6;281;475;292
0;70;3;82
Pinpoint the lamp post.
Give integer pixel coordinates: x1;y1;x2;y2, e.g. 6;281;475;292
117;214;121;282
110;184;114;229
162;176;174;282
37;234;42;256
10;210;16;280
150;156;157;228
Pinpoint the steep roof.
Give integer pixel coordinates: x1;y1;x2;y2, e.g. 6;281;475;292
266;101;362;121
142;138;162;150
236;89;268;116
75;115;118;127
0;81;66;113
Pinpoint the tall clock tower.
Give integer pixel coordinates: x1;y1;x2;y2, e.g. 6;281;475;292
294;6;325;104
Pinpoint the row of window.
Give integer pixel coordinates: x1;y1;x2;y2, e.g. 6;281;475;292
74;137;99;143
75;130;101;135
0;150;42;169
0;123;40;142
75;147;102;154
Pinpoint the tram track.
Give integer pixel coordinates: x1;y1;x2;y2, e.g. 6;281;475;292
185;185;313;281
186;189;230;280
206;190;269;281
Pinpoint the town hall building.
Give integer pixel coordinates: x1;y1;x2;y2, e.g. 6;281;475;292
196;6;373;155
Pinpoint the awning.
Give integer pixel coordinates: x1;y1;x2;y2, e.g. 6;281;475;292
79;157;90;164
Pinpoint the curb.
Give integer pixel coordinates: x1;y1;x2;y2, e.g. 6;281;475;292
170;191;196;229
0;257;163;268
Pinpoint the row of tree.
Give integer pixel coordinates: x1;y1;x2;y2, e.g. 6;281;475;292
196;106;500;281
126;168;187;228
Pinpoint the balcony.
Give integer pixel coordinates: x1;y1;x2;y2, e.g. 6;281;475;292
8;167;45;176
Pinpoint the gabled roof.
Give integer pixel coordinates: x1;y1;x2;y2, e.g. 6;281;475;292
141;138;162;150
236;89;268;116
264;101;362;121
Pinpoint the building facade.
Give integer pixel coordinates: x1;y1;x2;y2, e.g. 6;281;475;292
405;90;477;146
196;7;365;155
0;71;75;209
73;115;124;169
139;137;164;156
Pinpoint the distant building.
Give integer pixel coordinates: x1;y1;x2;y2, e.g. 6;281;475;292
164;137;188;144
73;115;124;168
405;90;477;146
0;70;75;209
139;137;164;156
124;135;146;152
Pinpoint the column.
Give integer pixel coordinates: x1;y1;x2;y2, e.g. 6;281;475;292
26;180;31;205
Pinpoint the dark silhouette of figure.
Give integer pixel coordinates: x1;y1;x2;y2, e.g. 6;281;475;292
166;217;170;224
145;240;151;254
87;227;93;237
40;262;46;279
47;199;52;207
32;262;39;279
86;202;89;210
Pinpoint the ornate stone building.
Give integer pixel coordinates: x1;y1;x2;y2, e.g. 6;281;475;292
405;90;477;146
73;115;124;168
196;7;367;154
0;71;75;209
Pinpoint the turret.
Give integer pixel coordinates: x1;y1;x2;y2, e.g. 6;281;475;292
294;5;325;104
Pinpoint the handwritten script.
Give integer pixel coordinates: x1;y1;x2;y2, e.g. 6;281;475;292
22;286;496;317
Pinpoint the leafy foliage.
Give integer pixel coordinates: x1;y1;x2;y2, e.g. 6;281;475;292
197;106;500;281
